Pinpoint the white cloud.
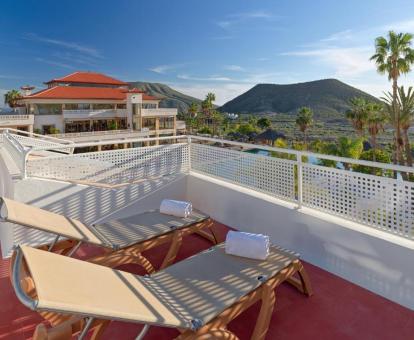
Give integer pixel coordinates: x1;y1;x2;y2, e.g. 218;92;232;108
382;19;414;32
216;10;275;29
320;29;354;43
172;83;253;105
281;47;373;77
223;65;245;72
149;64;185;74
177;74;232;81
35;57;74;69
25;33;103;59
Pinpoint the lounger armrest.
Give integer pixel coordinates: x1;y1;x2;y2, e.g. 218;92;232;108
11;246;38;310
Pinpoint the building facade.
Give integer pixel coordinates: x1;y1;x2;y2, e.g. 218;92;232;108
15;72;179;143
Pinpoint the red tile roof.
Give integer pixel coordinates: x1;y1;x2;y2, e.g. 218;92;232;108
44;72;128;86
24;86;159;101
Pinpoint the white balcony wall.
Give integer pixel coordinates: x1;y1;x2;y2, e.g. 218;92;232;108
0;174;187;258
186;173;414;310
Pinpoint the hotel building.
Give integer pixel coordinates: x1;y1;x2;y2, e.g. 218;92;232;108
8;71;181;145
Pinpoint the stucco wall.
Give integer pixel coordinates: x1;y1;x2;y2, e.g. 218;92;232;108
33;115;64;132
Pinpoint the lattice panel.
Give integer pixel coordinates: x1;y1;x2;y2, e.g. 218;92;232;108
2;133;25;174
190;143;296;201
302;164;414;238
14;135;72;153
27;143;189;185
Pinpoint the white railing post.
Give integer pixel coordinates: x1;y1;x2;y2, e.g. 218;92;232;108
297;152;303;208
187;136;192;172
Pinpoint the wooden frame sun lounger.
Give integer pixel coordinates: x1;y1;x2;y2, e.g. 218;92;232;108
0;197;217;273
13;243;312;340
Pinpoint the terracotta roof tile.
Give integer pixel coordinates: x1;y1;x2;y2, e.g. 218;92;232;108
45;72;128;86
24;86;160;101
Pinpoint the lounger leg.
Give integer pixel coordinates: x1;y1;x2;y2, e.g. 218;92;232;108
178;329;239;340
160;229;183;269
194;220;219;244
286;260;313;297
250;282;276;340
89;320;110;340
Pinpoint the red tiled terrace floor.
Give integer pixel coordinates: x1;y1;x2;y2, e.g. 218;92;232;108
0;222;413;339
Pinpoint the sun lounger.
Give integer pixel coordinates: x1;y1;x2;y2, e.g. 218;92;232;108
12;243;313;340
0;197;217;272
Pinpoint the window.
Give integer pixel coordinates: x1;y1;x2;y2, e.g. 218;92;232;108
42;125;55;134
36;104;62;115
65;103;91;110
159;117;174;129
117;104;126;109
142;103;157;109
142;118;156;130
92;103;115;110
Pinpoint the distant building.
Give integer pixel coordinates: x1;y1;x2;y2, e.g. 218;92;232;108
8;71;181;145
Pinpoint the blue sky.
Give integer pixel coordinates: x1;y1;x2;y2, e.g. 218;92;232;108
1;0;414;106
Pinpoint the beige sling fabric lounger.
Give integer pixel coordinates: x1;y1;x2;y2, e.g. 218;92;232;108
13;244;312;340
0;197;216;272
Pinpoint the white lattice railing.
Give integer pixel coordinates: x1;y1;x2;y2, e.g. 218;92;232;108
302;164;414;237
20;134;414;239
27;143;189;185
2;132;26;175
190;143;296;202
0;128;74;154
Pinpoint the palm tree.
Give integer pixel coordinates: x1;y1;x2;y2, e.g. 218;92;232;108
397;86;414;166
206;92;216;107
295;107;313;148
366;102;387;162
346;97;369;136
382;86;414;166
370;31;414;164
4;89;22;108
257;117;271;130
188;102;199;118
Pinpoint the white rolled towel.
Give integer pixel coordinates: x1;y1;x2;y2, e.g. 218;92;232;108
225;231;270;260
160;199;193;218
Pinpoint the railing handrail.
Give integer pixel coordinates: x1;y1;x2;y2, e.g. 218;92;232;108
50;129;140;138
190;135;414;174
26;134;187;152
63;109;127;114
0;114;33;120
0;128;74;145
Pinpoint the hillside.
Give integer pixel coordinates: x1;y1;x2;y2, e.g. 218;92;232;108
219;79;379;121
128;81;202;114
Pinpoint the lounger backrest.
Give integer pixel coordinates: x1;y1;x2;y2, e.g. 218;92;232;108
0;197;105;246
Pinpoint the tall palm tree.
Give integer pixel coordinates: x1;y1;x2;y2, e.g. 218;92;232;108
382;86;414;166
4;89;22;108
397;86;414;166
295;107;313;148
370;31;414;164
366;102;387;162
346;97;369;136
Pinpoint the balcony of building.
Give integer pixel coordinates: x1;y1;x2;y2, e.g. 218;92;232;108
0;114;34;128
62;108;127;119
141;108;177;117
0;132;413;339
